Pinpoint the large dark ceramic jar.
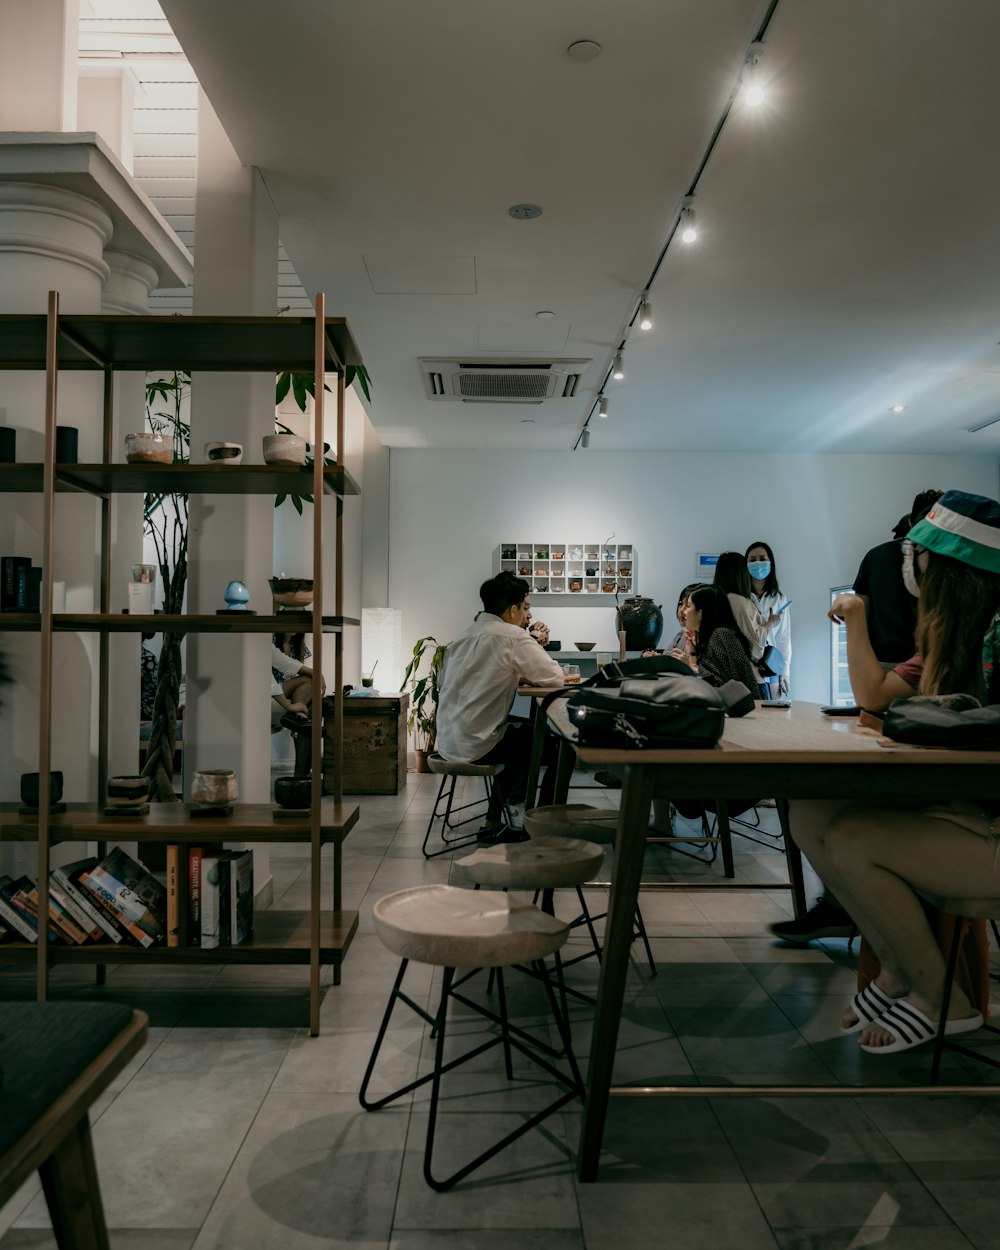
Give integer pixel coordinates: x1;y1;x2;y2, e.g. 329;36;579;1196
615;596;664;650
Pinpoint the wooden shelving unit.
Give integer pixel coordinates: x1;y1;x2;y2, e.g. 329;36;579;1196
0;294;362;1034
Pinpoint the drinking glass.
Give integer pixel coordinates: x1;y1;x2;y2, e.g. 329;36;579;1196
563;664;581;684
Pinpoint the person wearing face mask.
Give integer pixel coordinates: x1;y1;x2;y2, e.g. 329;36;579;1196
745;541;791;697
852;489;943;668
435;571;564;838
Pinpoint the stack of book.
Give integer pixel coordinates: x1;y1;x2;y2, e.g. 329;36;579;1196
0;844;254;949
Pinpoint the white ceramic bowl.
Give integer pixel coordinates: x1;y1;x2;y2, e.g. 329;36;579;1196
263;433;307;466
124;432;172;464
205;441;243;465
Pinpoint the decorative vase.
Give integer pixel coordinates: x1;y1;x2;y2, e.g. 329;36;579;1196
55;426;78;464
191;768;238;807
223;579;250;611
205;441;243;464
615;596;664;650
263;433;307;465
414;748;430;774
0;427;15;462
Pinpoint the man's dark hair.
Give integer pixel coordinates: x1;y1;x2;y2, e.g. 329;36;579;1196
909;489;943;528
480;572;530;617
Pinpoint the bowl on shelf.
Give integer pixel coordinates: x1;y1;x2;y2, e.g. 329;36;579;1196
544;641;561;651
204;441;243;465
124;432;172;464
191;768;238;808
268;576;314;608
263;433;307;465
106;775;148;807
274;775;312;809
574;642;597;651
20;770;63;809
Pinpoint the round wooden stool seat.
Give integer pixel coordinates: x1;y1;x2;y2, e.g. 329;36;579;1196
524;803;619;845
373;884;568;969
427;753;500;777
452;836;604;891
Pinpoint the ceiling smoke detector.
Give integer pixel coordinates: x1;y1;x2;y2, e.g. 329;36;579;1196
508;203;543;220
420;358;590;404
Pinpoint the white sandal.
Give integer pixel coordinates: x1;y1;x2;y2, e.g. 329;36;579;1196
841;982;905;1034
858;999;983;1055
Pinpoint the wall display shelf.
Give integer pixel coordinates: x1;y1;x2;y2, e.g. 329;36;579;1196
496;542;635;597
0;294;362;1035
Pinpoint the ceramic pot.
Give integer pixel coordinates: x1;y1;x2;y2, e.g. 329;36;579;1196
274;776;312;809
615;596;664;650
20;770;63;808
205;441;243;464
107;775;148;806
0;427;15;462
55;426;78;464
268;576;313;608
263;433;307;465
569;580;582;592
125;432;172;464
191;768;238;807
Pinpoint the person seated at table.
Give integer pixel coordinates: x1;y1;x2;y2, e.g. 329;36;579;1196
778;490;1000;1054
435;572;565;834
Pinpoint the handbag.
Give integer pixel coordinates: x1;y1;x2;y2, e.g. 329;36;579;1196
565;674;730;750
882;696;1000;750
756;644;785;679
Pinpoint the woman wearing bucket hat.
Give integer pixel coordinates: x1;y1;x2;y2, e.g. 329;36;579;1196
779;490;1000;1055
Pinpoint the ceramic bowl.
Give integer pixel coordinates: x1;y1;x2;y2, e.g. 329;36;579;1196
205;441;243;464
574;642;597;651
125;432;172;464
263;433;307;465
274;776;312;809
20;770;63;808
191;768;238;807
106;775;148;806
269;576;314;608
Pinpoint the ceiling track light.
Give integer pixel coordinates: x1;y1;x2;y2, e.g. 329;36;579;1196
968;413;1000;434
679;198;698;244
611;350;625;381
638;293;653;331
581;428;591;448
597;395;609;418
742;40;766;106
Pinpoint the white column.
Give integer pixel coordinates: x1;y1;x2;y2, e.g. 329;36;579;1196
0;0;79;131
186;90;276;837
78;67;139;174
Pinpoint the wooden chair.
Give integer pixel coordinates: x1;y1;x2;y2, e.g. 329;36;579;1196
930;896;1000;1083
0;1004;148;1250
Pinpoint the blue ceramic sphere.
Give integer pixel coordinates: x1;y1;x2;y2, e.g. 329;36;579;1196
224;579;250;610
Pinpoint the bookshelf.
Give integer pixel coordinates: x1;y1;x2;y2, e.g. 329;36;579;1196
0;294;362;1034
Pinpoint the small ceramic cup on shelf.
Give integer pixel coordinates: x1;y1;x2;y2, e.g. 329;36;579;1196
204;441;243;464
125;432;172;464
191;768;238;808
263;434;307;465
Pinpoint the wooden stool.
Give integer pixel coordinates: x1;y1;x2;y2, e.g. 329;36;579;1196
0;1004;148;1250
931;895;1000;1083
359;884;582;1190
524;803;657;976
422;753;509;858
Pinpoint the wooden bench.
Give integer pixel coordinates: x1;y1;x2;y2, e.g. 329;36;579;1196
0;1003;149;1249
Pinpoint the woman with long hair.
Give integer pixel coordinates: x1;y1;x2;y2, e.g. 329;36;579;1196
781;491;1000;1055
745;540;791;696
713;551;778;666
669;584;759;693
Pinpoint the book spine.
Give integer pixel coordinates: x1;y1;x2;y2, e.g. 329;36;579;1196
52;869;123;943
0;896;38;942
49;883;101;942
189;847;202;946
218;858;231;947
86;865;151;926
14;890;60;943
79;873;154;948
166;844;180;947
1;556;29;612
15;563;28;609
200;856;220;949
40;891;88;944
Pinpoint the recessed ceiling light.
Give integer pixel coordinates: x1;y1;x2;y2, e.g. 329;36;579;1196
567;40;602;62
535;310;556;319
508;203;543;220
890;404;906;413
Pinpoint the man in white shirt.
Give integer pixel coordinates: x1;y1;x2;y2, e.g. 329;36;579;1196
436;573;565;832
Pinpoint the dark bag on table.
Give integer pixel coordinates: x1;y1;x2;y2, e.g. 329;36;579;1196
565;674;730;750
882;696;1000;750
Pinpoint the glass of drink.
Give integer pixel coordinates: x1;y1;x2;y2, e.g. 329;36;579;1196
563;664;581;684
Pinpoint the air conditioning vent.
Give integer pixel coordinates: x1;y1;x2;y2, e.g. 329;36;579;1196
420;358;591;403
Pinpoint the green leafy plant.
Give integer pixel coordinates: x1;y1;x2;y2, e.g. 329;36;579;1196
142;371;190;801
402;635;446;750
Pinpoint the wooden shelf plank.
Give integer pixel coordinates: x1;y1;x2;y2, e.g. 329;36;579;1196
0;313;363;372
0;463;359;497
0;614;360;634
0;910;359;965
0;801;360;842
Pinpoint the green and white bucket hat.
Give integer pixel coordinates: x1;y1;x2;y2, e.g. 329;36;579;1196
907;490;1000;575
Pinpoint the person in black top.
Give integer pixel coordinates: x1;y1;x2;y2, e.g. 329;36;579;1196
852;488;942;666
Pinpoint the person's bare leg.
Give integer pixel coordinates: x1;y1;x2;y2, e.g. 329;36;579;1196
823;809;993;1046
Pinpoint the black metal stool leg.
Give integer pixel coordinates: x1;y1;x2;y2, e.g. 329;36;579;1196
931;917;965;1084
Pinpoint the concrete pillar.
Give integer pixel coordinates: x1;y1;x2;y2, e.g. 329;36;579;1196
78;67;139;174
187;89;276;860
0;0;79;131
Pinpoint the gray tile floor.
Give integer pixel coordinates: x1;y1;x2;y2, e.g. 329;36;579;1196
3;774;1000;1249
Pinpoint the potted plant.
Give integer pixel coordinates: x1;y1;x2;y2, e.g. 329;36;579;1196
402;635;446;772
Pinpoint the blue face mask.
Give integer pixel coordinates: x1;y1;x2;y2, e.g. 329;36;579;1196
747;561;771;581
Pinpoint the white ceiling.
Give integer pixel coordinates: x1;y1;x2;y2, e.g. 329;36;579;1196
156;0;1000;456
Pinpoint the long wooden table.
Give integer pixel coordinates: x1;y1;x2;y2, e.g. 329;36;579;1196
544;699;1000;1182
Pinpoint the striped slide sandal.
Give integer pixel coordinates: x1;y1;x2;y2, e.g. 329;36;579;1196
858;999;984;1055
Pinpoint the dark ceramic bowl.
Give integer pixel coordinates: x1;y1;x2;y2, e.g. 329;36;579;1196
107;775;148;804
274;776;312;808
20;770;64;808
544;641;561;652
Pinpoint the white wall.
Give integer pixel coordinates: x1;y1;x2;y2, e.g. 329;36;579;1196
389;450;1000;705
